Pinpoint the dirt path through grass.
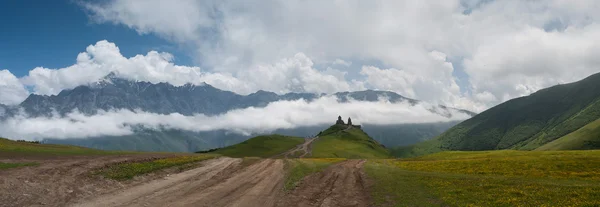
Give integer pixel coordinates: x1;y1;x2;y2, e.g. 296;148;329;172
278;159;371;207
282;137;318;158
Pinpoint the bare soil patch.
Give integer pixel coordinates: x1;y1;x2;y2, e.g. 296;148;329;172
0;154;174;207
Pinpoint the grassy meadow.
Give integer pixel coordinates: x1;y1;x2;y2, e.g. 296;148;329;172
283;158;346;191
365;150;600;206
0;137;132;156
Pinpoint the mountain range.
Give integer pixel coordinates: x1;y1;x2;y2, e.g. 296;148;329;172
7;73;473;118
0;73;475;152
396;72;600;157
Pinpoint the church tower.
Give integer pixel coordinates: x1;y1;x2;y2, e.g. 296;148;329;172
336;116;345;125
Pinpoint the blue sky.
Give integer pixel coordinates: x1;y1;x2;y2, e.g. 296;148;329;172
0;0;191;77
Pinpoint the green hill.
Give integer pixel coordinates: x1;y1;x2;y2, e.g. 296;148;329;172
396;72;600;157
0;137;126;155
205;135;304;158
311;125;391;158
536;118;600;150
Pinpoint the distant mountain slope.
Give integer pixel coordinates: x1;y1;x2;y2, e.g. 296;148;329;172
536;118;600;151
362;122;460;147
44;129;250;152
397;72;600;157
311;124;390;158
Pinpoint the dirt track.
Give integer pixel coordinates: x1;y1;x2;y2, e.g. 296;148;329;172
0;154;174;207
1;156;370;207
71;158;285;207
284;137;318;158
278;159;371;207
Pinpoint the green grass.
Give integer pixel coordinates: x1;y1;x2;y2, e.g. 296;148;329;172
208;135;304;158
97;154;219;180
365;150;600;206
311;126;390;158
537;118;600;150
283;158;345;191
0;162;39;169
0;137;131;155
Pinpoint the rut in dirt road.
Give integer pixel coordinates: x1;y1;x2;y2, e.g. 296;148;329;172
71;157;242;207
170;159;285;207
278;159;371;207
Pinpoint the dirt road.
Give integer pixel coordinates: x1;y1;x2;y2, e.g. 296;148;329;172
72;158;285;207
278;159;371;207
0;154;174;207
167;159;285;207
2;155;370;207
283;137;318;158
71;157;241;207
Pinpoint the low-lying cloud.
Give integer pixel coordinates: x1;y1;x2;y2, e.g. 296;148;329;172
0;97;470;141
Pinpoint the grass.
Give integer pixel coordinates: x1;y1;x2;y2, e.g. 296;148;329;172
0;162;39;169
365;150;600;206
0;137;132;155
283;158;345;191
208;135;304;158
97;154;219;180
311;126;390;158
537;118;600;150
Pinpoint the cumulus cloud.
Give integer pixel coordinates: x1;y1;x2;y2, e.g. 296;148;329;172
0;97;469;140
18;41;363;96
79;0;600;111
0;70;29;105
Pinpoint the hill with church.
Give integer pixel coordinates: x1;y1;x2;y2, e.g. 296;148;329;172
200;116;390;158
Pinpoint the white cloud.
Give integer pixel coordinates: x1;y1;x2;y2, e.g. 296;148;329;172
464;25;600;102
0;70;29;105
79;0;600;111
0;96;469;140
19;41;363;96
333;59;352;67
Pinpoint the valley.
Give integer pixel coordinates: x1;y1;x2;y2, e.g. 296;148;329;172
3;73;600;206
2;122;600;206
4;2;600;206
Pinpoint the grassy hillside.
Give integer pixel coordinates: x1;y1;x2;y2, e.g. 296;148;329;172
366;150;600;206
311;125;390;158
206;135;304;158
398;72;600;157
537;118;600;150
0;137;128;155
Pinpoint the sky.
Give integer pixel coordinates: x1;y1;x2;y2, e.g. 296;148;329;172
2;0;600;112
